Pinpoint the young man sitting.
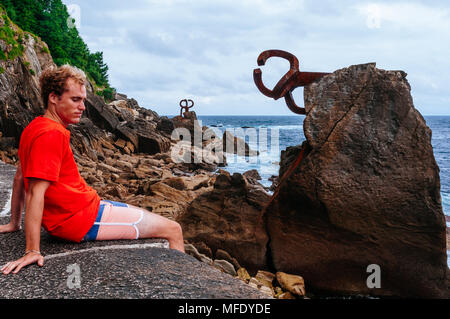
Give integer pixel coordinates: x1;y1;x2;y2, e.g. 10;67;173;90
1;65;185;275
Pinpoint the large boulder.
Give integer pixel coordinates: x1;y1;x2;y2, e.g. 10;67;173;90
266;63;448;298
84;92;171;156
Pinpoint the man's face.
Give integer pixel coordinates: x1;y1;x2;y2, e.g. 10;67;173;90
52;78;87;126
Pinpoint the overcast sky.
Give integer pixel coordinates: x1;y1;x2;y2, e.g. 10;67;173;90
61;0;450;116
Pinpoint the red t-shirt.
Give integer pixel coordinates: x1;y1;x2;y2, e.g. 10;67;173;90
18;116;100;242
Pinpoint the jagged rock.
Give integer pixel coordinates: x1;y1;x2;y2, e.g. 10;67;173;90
255;270;276;290
215;249;241;270
157;116;175;135
192;242;213;259
0;32;51;149
106;184;128;198
114;92;127;101
97;162;121;174
175;146;223;173
222;130;259;157
140;181;198;220
276;272;306;297
85;92;120;133
213;259;237;277
267;63;449;298
69;117;114;161
124;119;171;155
162;177;187;191
237;268;251;283
170;112;227;171
248;277;274;296
177;170;271;274
184;243;212;265
243;169;262;181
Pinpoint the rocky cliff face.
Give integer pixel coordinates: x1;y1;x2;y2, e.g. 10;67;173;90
0;18;53;154
0;15;223;220
266;63;448;298
178;170;271;274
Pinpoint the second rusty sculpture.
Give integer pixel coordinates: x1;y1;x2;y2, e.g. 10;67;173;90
253;50;330;114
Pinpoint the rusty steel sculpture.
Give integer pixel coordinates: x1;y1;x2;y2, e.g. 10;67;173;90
253;49;330;114
179;99;194;117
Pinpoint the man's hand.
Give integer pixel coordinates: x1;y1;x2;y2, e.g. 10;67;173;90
1;251;44;274
0;222;21;233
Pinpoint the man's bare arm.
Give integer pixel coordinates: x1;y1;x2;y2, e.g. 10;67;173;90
0;162;25;233
1;178;49;274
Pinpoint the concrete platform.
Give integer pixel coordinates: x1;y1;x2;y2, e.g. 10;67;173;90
0;161;268;299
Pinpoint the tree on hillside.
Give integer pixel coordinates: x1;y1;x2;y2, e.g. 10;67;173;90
87;51;109;87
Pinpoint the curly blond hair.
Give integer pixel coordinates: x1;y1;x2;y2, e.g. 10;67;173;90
39;64;87;109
